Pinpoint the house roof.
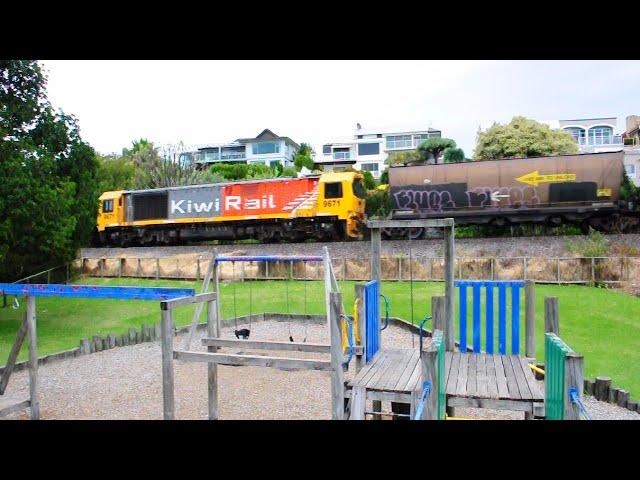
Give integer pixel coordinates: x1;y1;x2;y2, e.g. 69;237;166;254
235;129;300;149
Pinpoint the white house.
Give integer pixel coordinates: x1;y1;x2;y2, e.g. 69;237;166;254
542;116;640;186
316;123;442;178
181;129;300;169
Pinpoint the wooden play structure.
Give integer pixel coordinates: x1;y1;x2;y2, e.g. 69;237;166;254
342;218;588;420
0;284;195;419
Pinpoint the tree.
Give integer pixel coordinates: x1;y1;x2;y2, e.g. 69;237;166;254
474;116;579;160
386;150;421;166
362;170;376;190
443;147;466;163
0;60;99;280
293;142;314;171
132;142;202;189
96;153;135;192
379;168;389;185
417;137;457;164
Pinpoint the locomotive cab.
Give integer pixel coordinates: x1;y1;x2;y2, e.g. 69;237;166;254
317;172;366;238
96;191;124;244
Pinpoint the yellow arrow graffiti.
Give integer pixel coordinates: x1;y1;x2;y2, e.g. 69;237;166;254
515;170;577;187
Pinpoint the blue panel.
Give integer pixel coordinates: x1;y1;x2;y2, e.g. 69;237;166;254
498;284;507;355
364;280;380;363
0;284;195;301
511;285;520;355
472;283;481;353
459;284;467;352
485;284;494;354
216;255;323;263
455;280;525;288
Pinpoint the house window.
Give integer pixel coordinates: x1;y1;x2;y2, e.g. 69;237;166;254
269;159;282;168
386;135;412;149
625;164;636;176
413;134;431;147
324;182;343;199
588;126;613;145
252;141;280;155
564;127;586;145
360;163;379;172
322;145;332;154
358;143;380;156
102;199;114;213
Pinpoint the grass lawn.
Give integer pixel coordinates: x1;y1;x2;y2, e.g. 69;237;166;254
1;277;639;398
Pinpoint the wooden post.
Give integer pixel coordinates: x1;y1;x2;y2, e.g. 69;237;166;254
156;258;160;280
371;227;381;286
594;376;611;402
591;257;595;285
160;303;175;420
100;257;105;277
329;292;345;420
563;353;584;420
26;296;39;419
444;225;455;352
490;257;495;280
525;280;535;360
196;256;201;281
544;297;559;335
523;257;527;280
556;258;561;283
419;339;439;420
431;296;446;333
207;298;219;420
176;259;180;279
118;258;123;277
0;315;28;395
398;256;402;281
137;258;141;277
355;284;366;374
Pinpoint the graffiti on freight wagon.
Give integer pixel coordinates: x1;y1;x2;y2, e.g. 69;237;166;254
391;185;541;212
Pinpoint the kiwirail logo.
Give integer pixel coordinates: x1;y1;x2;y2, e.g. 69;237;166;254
171;199;218;214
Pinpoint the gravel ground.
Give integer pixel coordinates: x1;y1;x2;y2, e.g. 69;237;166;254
2;320;638;420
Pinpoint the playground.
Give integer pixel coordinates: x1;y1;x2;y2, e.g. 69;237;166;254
1;219;639;420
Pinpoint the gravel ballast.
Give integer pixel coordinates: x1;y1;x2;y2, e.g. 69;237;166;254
2;320;637;420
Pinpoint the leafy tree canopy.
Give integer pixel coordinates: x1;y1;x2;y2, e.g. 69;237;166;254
474;116;579;160
417;138;457;163
0;60;99;281
443;147;466;163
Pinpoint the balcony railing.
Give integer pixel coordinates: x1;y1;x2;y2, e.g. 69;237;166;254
333;152;352;160
194;152;246;162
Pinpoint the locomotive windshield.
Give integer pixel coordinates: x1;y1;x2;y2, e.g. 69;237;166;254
353;179;367;199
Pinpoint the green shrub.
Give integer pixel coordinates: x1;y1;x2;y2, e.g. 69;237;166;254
365;189;391;218
566;228;610;257
362;170;377;190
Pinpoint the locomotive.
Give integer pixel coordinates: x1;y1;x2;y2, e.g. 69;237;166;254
386;150;639;237
96;172;366;246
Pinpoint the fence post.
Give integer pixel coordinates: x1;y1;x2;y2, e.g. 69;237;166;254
591;257;595;285
137;258;141;277
491;257;495;280
156;258;160;280
330;291;345;420
556;258;560;283
544;297;559;335
100;258;105;277
523;257;527;280
371;228;381;286
431;296;446;333
118;258;124;277
196;256;201;281
160;302;175;420
81;258;86;276
563;353;584;420
525;280;536;360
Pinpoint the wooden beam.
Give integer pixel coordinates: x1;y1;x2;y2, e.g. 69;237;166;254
161;291;216;310
419;341;439;420
330;292;345;419
370;228;381;286
444;225;455;352
344;388;412;404
0;315;28;395
183;255;215;350
26;296;39;420
544;297;559;335
0;399;31;418
355;284;366;374
525;280;536;359
201;338;332;353
367;218;454;229
207;299;219;420
174;350;333;371
447;396;536;413
350;386;366;420
563;353;584;420
161;306;175;420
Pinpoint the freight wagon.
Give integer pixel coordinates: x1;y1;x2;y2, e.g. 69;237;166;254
388;151;639;237
96;172;366;246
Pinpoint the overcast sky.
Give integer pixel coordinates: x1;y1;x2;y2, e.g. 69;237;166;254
41;60;640;157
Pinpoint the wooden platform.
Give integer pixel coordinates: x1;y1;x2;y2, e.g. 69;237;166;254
444;352;543;412
346;348;544;417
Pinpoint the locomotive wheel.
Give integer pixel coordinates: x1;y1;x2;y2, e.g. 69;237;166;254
407;227;425;240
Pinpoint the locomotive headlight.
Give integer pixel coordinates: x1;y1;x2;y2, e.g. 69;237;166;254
423;179;431;184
